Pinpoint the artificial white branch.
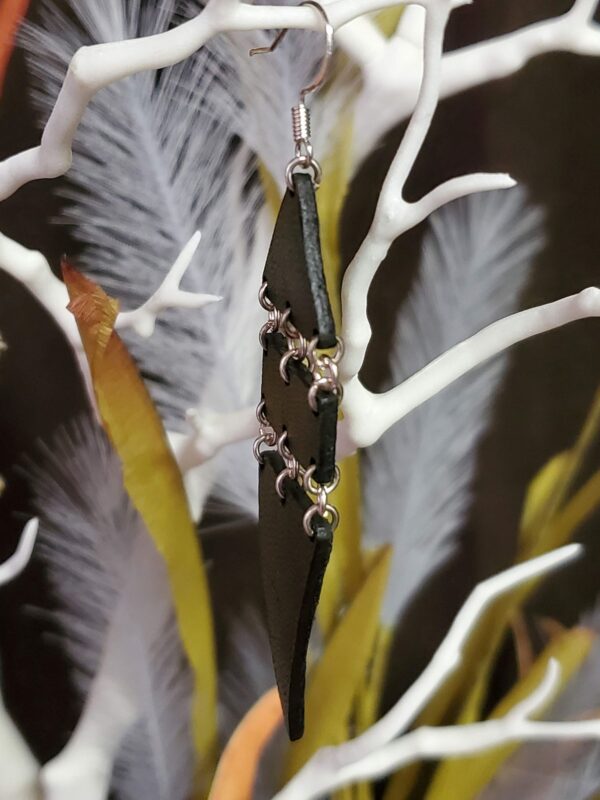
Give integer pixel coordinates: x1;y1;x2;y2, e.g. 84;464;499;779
353;0;600;158
115;232;221;338
298;660;600;798
0;519;39;586
439;0;600;102
274;544;583;800
0;233;79;347
0;232;217;351
167;407;260;520
339;0;513;383
0;519;40;800
0;694;40;800
0;0;446;204
343;287;600;449
0;231;228;511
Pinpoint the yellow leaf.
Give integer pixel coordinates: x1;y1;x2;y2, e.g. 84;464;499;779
284;547;392;780
519;452;570;550
425;627;595;800
64;264;217;786
374;6;404;37
356;625;394;734
333;625;394;800
519;389;600;562
317;116;354;325
208;687;282;800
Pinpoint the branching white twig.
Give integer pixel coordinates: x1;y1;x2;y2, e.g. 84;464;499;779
296;661;600;798
0;230;217;372
3;0;594;202
334;0;600;452
343;287;600;449
339;0;515;384
0;519;39;586
0;519;40;799
1;0;599;473
273;545;584;800
353;0;600;157
0;0;429;203
0;693;39;800
115;232;221;338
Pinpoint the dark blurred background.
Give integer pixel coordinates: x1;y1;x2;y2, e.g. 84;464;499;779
0;0;598;768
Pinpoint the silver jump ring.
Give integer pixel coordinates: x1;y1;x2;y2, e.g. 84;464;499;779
285;156;323;192
279;349;297;384
276;467;289;499
259;281;274;311
302;503;340;536
303;464;340;496
253;431;275;464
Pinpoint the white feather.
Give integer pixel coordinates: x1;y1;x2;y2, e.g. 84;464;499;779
362;188;545;626
189;0;358;192
23;0;253;430
27;415;195;800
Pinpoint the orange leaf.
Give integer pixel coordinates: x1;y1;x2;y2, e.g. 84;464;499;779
0;0;29;93
63;263;218;786
209;688;283;800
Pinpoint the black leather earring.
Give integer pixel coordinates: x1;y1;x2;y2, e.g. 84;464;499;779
250;2;342;741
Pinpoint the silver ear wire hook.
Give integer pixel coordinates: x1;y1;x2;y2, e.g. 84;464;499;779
249;1;334;191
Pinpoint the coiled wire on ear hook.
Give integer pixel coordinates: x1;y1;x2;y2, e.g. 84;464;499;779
249;1;334;190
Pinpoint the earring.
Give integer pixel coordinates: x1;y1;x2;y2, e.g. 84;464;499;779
251;2;343;742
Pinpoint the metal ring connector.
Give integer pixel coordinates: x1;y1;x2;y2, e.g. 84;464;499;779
303;464;340;496
303;503;340;536
285;155;323;192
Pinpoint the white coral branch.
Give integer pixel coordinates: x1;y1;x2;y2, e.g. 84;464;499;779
298;660;600;798
335;0;600;453
353;0;600;157
0;232;217;351
339;0;512;383
440;0;600;101
107;0;600;468
0;0;436;203
115;232;221;338
274;545;583;800
0;519;39;586
0;519;40;800
343;288;600;449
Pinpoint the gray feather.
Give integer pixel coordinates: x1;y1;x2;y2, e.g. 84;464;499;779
27;415;195;800
23;0;254;429
362;188;545;626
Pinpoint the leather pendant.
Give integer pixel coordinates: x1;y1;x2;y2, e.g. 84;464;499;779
259;451;333;740
257;173;340;740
